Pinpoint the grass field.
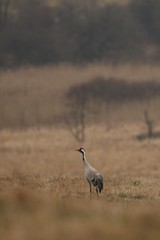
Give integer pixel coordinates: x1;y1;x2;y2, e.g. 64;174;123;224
1;64;160;239
0;125;160;240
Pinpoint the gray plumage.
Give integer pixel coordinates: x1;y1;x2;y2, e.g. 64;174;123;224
76;147;103;197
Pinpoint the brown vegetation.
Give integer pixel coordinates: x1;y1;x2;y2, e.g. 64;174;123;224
0;64;160;239
1;63;160;129
0;125;160;239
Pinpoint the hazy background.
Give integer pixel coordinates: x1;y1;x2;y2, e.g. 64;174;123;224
0;0;160;67
1;0;160;133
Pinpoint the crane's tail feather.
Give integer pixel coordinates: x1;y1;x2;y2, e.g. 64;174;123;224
91;176;103;193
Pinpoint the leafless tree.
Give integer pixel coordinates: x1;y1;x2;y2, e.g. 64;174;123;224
65;85;87;143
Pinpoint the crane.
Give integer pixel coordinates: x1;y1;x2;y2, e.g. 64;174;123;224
76;148;103;198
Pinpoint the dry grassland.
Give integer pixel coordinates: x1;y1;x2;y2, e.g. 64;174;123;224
1;64;160;239
0;125;160;240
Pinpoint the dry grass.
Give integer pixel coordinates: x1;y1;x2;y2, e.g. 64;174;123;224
1;63;160;239
0;124;160;239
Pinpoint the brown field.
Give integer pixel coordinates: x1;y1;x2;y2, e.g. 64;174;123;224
1;64;160;239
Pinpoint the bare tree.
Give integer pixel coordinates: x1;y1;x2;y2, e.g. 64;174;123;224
65;85;87;143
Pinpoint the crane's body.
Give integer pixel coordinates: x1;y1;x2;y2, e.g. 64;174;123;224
76;148;103;198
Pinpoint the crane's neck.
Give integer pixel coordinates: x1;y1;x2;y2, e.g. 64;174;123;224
81;152;91;168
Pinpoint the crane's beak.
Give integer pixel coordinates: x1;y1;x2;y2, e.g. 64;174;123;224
75;149;80;152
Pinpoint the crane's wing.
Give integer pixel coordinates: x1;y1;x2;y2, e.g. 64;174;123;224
86;167;103;193
91;174;103;193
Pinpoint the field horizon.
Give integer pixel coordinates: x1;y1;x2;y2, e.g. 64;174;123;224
1;63;160;129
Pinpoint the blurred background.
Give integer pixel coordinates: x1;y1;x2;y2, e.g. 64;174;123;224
1;0;160;135
1;0;160;142
0;0;160;67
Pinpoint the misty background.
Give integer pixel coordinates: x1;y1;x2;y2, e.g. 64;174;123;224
0;0;160;67
1;0;160;142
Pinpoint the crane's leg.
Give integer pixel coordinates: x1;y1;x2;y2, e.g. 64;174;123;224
88;181;92;199
96;187;99;199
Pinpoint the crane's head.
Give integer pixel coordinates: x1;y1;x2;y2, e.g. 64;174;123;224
75;148;85;154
